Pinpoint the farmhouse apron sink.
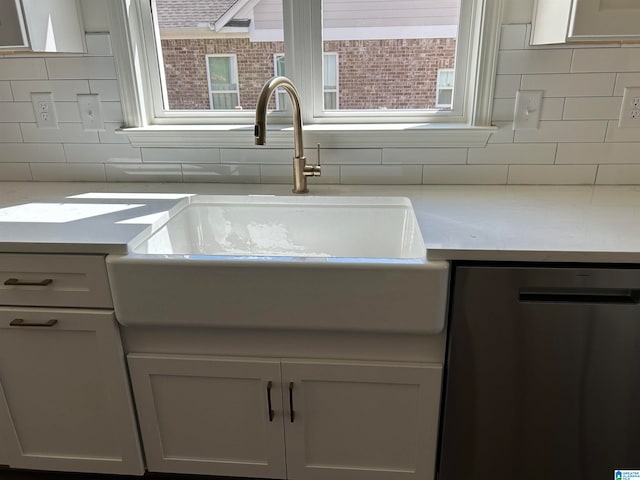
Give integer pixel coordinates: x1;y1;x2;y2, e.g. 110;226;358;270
106;195;448;333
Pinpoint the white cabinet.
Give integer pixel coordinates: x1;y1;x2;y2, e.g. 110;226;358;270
127;355;287;479
282;360;442;480
0;254;143;475
0;0;85;52
128;354;442;480
532;0;640;44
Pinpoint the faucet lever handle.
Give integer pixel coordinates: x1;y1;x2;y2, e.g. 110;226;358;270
316;143;321;167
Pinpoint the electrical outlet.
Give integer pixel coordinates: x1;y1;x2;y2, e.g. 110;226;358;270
77;94;105;131
31;92;58;129
618;87;640;128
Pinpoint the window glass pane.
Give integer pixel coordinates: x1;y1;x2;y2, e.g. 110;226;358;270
153;0;284;111
437;89;452;106
322;0;460;111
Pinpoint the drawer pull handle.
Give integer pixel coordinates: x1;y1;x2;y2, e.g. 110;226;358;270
289;382;295;423
266;381;274;422
4;278;53;287
10;319;58;327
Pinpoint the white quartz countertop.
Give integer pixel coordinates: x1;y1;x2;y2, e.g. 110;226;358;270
1;182;640;263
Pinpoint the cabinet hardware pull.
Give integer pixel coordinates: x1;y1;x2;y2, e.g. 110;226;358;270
4;278;53;287
10;319;58;327
289;382;295;423
267;381;274;422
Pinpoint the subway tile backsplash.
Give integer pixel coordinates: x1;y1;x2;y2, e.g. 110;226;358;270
0;27;640;185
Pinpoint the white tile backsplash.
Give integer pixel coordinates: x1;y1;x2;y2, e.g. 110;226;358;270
422;165;508;184
21;123;100;144
85;34;113;56
10;80;91;101
507;165;597;185
143;148;220;164
562;97;622;120
514;121;607;143
0;82;12;101
1;144;66;163
572;48;640;73
0;163;32;181
382;148;467;165
64;144;142;163
556;143;640;164
0;59;48;81
0;103;34;123
468;144;556;164
0;124;22;143
497;50;572;74
30;163;107;182
520;73;615;97
596;165;640;184
89;80;121;101
494;75;521;98
614;74;640;96
105;163;182;182
45;58;117;80
182;164;260;183
340;165;422;184
0;27;639;185
605;121;640;143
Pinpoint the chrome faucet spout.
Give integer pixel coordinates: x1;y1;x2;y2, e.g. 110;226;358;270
255;76;320;193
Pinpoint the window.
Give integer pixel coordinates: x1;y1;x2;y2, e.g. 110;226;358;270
107;0;503;147
275;52;338;110
207;55;240;110
436;69;454;108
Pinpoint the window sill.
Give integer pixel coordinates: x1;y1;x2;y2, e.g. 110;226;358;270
120;123;496;148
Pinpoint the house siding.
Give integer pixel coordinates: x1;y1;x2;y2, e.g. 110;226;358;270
161;37;456;110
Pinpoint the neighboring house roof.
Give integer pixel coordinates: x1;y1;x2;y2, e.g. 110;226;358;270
155;0;251;30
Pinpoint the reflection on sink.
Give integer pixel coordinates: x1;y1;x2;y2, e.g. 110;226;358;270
107;195;449;334
134;195;425;260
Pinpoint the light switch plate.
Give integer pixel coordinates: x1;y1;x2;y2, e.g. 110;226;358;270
77;94;105;131
618;87;640;128
31;92;59;129
513;90;543;130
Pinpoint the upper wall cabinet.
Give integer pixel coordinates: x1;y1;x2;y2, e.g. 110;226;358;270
0;0;85;53
531;0;640;44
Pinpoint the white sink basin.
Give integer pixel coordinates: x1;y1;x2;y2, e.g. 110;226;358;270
133;195;425;259
107;195;448;333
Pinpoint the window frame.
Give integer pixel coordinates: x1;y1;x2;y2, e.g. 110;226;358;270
206;54;241;110
106;0;503;148
274;52;339;110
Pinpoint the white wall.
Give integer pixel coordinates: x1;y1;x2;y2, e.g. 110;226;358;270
0;0;639;184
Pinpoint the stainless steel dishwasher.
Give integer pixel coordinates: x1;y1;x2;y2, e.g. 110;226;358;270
438;264;640;480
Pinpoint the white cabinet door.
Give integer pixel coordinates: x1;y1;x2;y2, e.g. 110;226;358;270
573;0;640;39
128;354;286;479
281;360;443;480
0;308;143;474
532;0;640;44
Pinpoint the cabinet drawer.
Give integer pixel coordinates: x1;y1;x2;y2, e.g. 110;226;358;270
0;254;112;308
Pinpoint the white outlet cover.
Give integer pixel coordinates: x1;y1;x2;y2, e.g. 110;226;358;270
619;87;640;128
513;90;543;130
77;94;105;131
30;92;59;129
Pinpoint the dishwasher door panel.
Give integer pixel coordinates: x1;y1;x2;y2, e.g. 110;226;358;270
438;265;640;480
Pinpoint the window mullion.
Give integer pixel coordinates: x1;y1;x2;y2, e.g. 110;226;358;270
283;0;319;125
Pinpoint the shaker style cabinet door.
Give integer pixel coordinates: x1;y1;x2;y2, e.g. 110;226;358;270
281;360;443;480
0;308;143;474
127;354;287;479
573;0;640;38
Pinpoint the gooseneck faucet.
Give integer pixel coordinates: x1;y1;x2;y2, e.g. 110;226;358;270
255;76;321;194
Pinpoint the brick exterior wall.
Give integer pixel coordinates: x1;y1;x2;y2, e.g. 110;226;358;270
161;37;456;110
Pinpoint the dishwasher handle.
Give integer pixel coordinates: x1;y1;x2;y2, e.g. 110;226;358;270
519;287;640;305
